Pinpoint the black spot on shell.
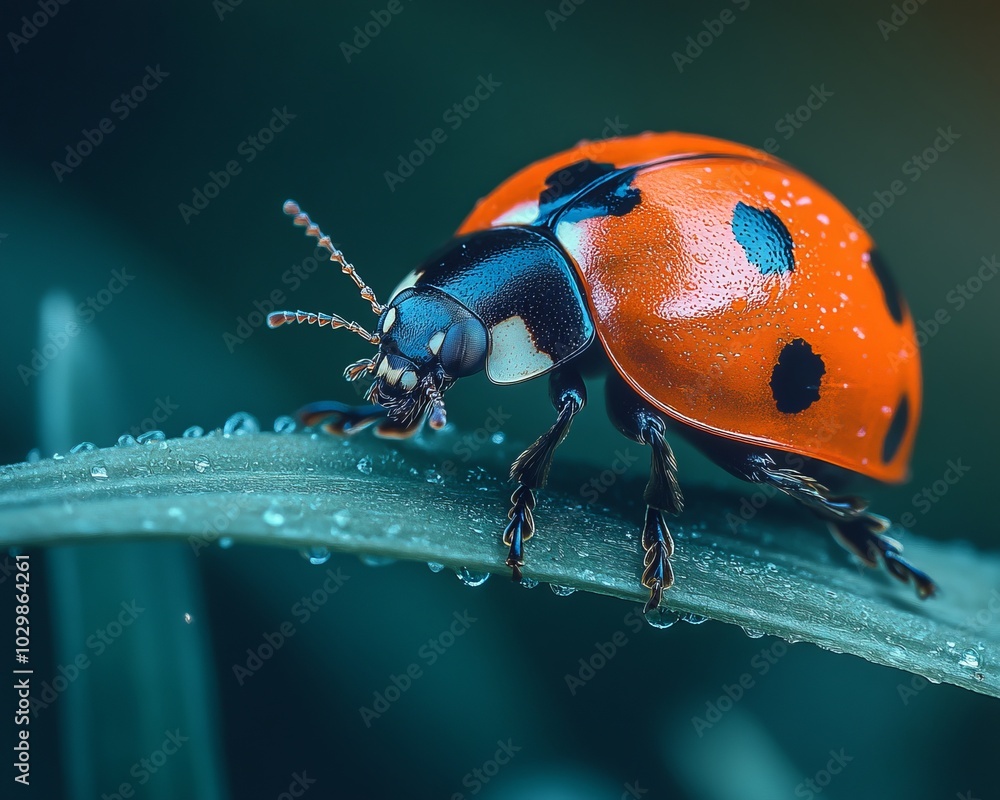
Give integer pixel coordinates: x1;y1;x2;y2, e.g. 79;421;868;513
536;160;641;224
882;394;910;463
732;201;795;276
770;338;825;414
868;249;906;324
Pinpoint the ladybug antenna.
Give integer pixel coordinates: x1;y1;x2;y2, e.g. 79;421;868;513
282;199;385;315
266;310;380;345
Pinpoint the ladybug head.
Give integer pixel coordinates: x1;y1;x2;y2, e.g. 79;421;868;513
267;201;488;431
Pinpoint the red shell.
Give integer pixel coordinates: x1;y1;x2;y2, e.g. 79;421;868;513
458;132;921;483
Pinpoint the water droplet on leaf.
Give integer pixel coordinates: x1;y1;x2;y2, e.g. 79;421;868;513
959;648;981;669
224;412;259;436
301;546;331;565
456;567;490;587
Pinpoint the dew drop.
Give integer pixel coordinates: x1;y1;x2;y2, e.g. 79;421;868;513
491;432;505;444
300;546;331;565
90;465;108;480
356;456;373;475
71;441;98;454
424;469;445;485
456;567;490;587
332;509;351;528
385;524;402;536
550;584;576;597
26;449;41;463
183;612;193;624
959;648;981;669
182;425;205;438
218;537;234;549
645;608;678;629
742;627;766;639
262;505;285;527
519;576;539;589
224;411;260;436
137;430;166;444
273;415;296;434
679;612;709;625
359;554;396;567
193;456;211;473
427;562;446;573
117;434;139;447
167;506;185;521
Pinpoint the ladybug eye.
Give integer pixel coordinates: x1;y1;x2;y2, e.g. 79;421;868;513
439;318;487;377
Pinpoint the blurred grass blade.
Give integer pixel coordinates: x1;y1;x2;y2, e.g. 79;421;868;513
35;291;228;800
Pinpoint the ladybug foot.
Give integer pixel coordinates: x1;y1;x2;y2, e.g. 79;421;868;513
503;485;536;582
640;507;676;613
828;514;937;599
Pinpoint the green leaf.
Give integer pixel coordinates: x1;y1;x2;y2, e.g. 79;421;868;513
1;421;997;699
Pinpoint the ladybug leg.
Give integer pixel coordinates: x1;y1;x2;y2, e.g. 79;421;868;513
735;455;936;598
504;367;587;582
605;376;684;613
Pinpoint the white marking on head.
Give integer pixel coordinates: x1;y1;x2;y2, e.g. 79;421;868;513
382;306;397;332
383;364;405;384
487;315;554;384
428;330;445;355
400;370;418;391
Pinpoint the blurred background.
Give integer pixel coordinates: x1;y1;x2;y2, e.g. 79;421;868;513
2;1;998;798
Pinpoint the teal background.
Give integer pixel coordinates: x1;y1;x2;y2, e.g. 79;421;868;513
2;1;999;798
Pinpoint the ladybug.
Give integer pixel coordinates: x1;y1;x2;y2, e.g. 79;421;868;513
268;131;935;612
